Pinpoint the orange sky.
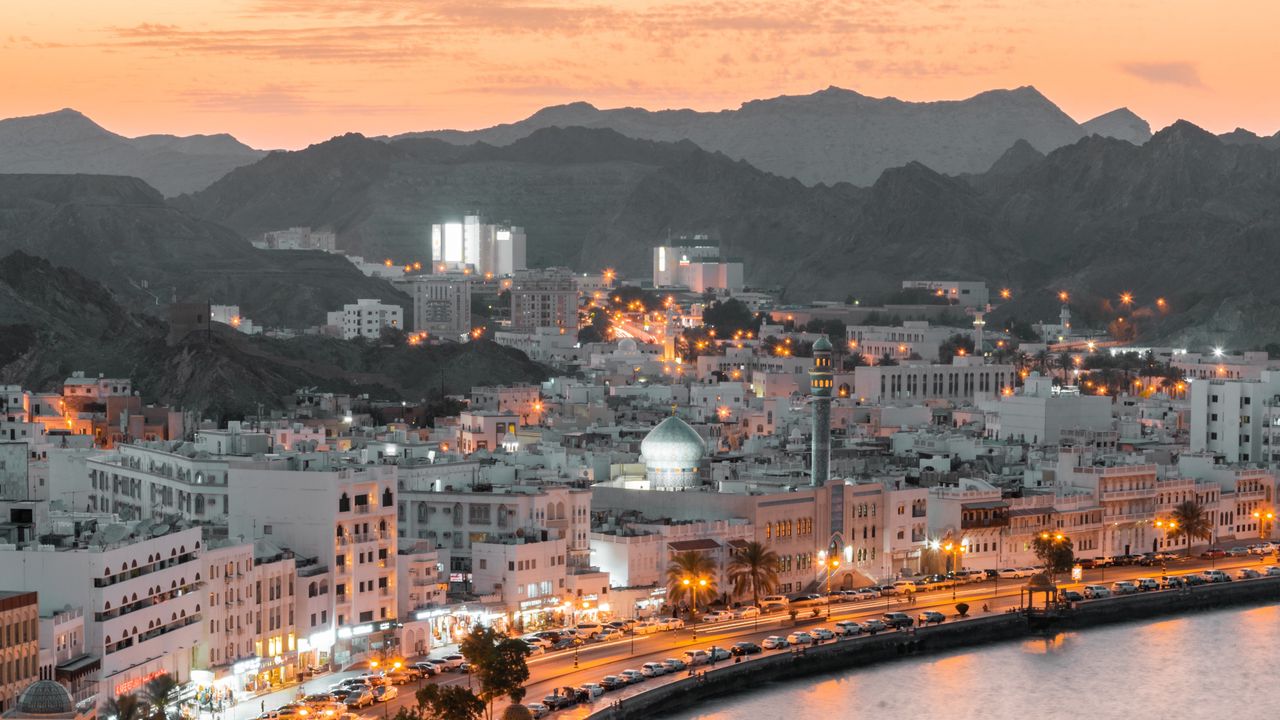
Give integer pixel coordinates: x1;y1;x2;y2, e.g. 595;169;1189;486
3;0;1278;149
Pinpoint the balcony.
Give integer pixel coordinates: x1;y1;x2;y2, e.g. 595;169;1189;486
1101;487;1157;501
1104;511;1150;523
961;517;1009;529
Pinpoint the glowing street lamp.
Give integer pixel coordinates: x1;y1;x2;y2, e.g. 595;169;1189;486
1119;292;1134;306
1253;510;1275;540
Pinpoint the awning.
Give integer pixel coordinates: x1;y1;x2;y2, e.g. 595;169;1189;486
667;539;721;551
961;500;1008;510
726;539;750;550
56;654;100;679
1008;507;1051;517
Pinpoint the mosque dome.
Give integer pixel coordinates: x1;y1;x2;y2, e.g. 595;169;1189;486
617;338;639;354
640;415;706;467
15;681;74;715
813;335;833;352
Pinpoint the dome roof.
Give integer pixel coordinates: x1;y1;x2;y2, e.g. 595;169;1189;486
640;416;706;467
617;338;639;353
812;335;833;352
16;681;74;715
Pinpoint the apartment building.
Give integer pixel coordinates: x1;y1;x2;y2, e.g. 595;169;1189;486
393;275;472;337
509;268;579;332
0;592;39;714
327;299;403;341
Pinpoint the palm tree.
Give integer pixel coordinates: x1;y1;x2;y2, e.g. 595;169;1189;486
665;550;718;617
143;674;178;720
727;541;780;608
106;695;143;720
1169;500;1214;556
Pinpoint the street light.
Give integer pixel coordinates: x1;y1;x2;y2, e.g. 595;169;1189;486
943;542;965;600
817;550;840;618
1253;510;1274;540
682;576;708;642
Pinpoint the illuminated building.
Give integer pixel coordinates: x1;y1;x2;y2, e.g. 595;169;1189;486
0;592;38;714
900;280;989;307
430;216;526;277
509;268;579;332
809;335;833;487
853;358;1016;405
640;415;706;491
652;241;744;293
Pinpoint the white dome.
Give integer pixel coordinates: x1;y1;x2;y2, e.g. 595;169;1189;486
617;338;639;354
640;416;706;467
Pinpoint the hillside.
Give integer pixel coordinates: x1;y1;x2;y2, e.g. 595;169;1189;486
1082;108;1152;144
389;86;1104;186
0;173;407;328
0;109;265;196
178;120;1280;345
0;252;547;418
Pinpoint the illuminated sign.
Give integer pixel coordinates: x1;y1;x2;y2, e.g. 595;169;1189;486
352;624;374;636
233;658;261;676
115;670;168;698
1071;565;1083;582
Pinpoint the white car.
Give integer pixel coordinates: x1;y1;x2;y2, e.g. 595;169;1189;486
736;605;761;619
1110;580;1139;595
1083;585;1112;599
598;628;624;641
1265;565;1280;577
707;646;731;662
997;568;1026;579
575;622;604;639
811;627;836;640
1236;568;1261;580
661;658;687;672
525;703;549;718
682;649;710;666
640;662;667;677
834;620;862;636
619;669;646;684
786;631;815;645
762;635;789;649
703;609;734;623
660;617;685;630
522;635;552;649
579;684;604;699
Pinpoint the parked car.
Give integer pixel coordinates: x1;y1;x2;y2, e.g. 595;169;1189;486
876;584;899;596
834;620;863;636
598;628;624;641
997;568;1026;579
541;694;576;711
736;605;762;619
1200;548;1227;559
343;690;374;709
811;627;836;640
786;631;815;645
1135;578;1160;591
859;619;888;633
1265;566;1280;577
660;617;686;630
580;683;604;699
1250;542;1276;555
303;695;339;706
761;595;790;608
599;676;626;691
640;662;667;677
917;611;946;625
1083;585;1112;599
661;658;687;672
1060;590;1084;602
707;646;731;662
607;619;636;632
619;669;646;684
383;672;411;686
1110;580;1139;595
575;622;604;639
854;587;881;599
522;635;552;649
731;641;763;656
892;580;918;594
683;649;710;666
372;686;397;703
1236;568;1261;580
703;609;735;623
788;593;825;607
1203;569;1232;583
1160;575;1188;589
525;704;549;719
882;612;914;629
762;635;790;649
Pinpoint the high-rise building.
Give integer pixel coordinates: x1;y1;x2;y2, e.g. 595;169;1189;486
0;592;38;714
809;336;833;487
509;268;579;332
392;276;472;337
652;240;744;293
430;216;526;277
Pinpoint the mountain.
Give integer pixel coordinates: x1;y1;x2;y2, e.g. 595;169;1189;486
0;252;547;418
0;173;407;327
0;109;265;195
1082;108;1152;144
1218;128;1280;150
181;120;1280;345
388;86;1127;186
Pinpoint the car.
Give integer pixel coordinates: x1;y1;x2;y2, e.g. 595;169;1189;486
1227;546;1251;557
343;690;373;709
683;649;710;665
1135;578;1160;591
786;631;815;645
860;619;888;633
1076;558;1099;570
883;612;914;629
619;669;646;684
660;617;686;630
431;655;464;671
1265;566;1280;577
372;686;397;703
1060;590;1084;602
356;673;386;686
997;568;1025;579
383;672;411;686
892;580;918;594
598;628;624;641
514;639;544;656
633;619;663;635
541;694;576;710
855;587;881;599
575;622;604;639
304;695;339;706
703;609;735;623
661;658;687;672
811;627;836;640
338;678;367;689
640;662;667;677
522;635;552;649
1200;548;1227;559
1160;575;1188;589
412;661;438;676
1202;569;1231;583
525;704;549;719
327;690;352;703
876;584;899;596
1083;585;1112;599
736;605;762;619
707;646;731;662
599;676;626;691
731;641;762;656
834;620;863;636
551;637;582;651
917;611;946;625
762;635;790;649
951;570;980;584
788;593;824;607
1236;568;1262;579
1110;580;1139;595
580;683;605;699
606;619;635;632
457;662;471;674
1252;542;1276;555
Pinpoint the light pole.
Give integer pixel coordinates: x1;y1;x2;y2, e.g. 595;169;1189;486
943;542;965;601
1253;510;1274;540
682;576;707;642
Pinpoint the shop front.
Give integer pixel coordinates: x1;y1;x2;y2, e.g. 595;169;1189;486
413;604;501;647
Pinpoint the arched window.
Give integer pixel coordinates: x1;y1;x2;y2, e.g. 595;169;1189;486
382;488;394;507
339;493;351;512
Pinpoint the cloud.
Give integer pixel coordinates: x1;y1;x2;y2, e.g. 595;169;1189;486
1120;61;1204;87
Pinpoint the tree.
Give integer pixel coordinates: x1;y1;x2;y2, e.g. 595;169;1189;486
1031;531;1075;581
501;706;534;720
106;695;143;720
143;674;178;720
1169;500;1214;555
843;351;867;370
937;334;975;363
665;550;718;616
702;299;760;337
727;541;780;608
877;353;899;367
416;684;485;720
460;624;531;720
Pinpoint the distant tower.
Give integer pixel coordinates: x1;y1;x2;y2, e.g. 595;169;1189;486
972;305;988;355
809;335;834;487
1060;303;1072;334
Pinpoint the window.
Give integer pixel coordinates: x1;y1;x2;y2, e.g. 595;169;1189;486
479;559;487;570
263;525;272;535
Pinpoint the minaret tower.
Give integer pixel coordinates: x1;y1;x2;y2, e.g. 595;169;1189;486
809;335;834;487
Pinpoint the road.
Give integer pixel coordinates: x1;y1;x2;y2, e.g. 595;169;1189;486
263;552;1277;720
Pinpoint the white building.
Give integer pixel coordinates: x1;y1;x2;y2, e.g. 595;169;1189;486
652;241;744;293
256;227;336;253
209;306;261;335
853;358;1015;405
982;375;1113;446
393;276;472;337
326;299;403;341
1190;371;1280;463
431;216;526;278
900;280;989;307
509;268;579;332
847;321;968;363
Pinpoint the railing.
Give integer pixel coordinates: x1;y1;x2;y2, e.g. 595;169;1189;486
1101;487;1157;501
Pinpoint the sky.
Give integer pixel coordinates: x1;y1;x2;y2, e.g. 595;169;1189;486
3;0;1278;149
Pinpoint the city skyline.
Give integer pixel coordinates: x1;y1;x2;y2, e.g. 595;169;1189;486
3;0;1278;148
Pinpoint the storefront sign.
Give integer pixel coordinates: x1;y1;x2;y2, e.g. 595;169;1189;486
115;670;168;698
352;624;374;636
233;658;261;676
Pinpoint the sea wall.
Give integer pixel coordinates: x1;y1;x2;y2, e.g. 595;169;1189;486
585;577;1280;720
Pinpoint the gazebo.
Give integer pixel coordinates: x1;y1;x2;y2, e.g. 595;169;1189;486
1020;572;1059;612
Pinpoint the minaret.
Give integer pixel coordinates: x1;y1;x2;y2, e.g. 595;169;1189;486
809;335;833;487
972;305;987;355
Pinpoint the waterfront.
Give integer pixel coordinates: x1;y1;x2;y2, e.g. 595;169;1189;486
671;603;1280;720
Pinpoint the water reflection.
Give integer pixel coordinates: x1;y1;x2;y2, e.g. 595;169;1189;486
672;604;1280;720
